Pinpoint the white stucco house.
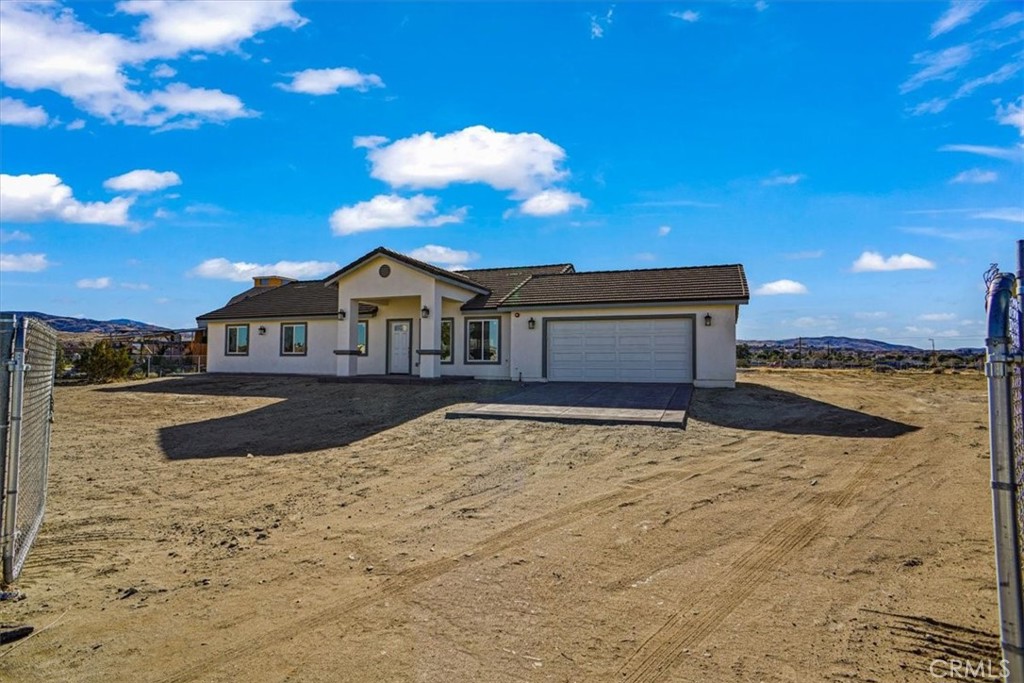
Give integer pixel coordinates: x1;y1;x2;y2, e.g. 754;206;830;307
196;247;749;388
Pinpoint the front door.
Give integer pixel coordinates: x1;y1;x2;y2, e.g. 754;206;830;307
388;320;412;374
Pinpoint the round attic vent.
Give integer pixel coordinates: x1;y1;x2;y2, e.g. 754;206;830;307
379;264;391;278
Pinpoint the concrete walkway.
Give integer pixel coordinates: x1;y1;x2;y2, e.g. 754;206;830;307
446;382;694;428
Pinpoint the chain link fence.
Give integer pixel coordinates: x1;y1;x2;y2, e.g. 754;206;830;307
0;316;58;585
985;241;1024;680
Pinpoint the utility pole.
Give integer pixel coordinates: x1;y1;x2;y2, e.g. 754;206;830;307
929;338;936;367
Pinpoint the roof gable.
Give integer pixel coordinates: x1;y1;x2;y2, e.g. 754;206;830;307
323;247;489;294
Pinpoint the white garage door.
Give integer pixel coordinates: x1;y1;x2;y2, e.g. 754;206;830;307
547;318;693;383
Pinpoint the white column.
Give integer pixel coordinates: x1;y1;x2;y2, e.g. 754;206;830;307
418;286;443;379
335;297;360;377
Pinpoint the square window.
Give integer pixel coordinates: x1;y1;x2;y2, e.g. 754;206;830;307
226;324;249;355
466;318;499;363
281;323;307;355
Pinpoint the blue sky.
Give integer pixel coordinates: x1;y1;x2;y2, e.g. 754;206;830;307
0;1;1020;348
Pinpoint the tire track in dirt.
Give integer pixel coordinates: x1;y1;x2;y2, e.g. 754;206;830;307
616;435;915;682
154;442;757;683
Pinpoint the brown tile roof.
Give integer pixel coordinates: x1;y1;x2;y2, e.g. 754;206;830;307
459;264;575;309
497;264;749;308
197;249;747;322
197;281;377;321
323;246;488;292
226;285;274;306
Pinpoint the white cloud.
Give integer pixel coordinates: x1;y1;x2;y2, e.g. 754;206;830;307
910;98;950;116
851;251;936;272
76;276;112;289
670;10;700;23
104;169;182;192
855;311;889;320
955;62;1021;99
353;135;389;149
634;252;657;262
151;63;176;78
919;312;957;321
950;168;998;183
363;125;571;196
118;0;307;56
119;282;150;290
938;144;1024;161
902;226;1001;240
0;229;31;243
791;315;838;330
986;11;1023;31
972;207;1024;223
657;225;672;236
66;119;86;131
900;45;972;94
590;7;613;39
754;0;769;11
930;1;987;39
277;67;384;94
0;253;49;273
0;96;49;127
0;173;134;226
189;258;339;282
754;279;809;295
0;1;296;130
762;173;805;186
406;245;479;268
996;96;1024;137
518;189;588;216
145;83;255;131
329;194;466;236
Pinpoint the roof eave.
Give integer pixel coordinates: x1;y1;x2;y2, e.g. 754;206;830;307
487;297;750;311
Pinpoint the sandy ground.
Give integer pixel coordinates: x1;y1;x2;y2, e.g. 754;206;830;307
0;369;1002;682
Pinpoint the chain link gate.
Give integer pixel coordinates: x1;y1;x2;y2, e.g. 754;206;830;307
0;315;58;586
985;240;1024;680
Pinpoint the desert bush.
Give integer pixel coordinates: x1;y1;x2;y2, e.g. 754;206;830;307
78;340;133;383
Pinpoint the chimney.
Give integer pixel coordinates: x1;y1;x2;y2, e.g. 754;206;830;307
252;275;296;288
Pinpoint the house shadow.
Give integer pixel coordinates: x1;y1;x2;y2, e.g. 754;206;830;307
687;382;919;438
99;374;519;460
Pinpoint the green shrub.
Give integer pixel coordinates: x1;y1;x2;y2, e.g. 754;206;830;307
79;340;133;383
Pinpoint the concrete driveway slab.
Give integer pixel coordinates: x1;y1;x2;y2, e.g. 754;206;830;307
446;382;693;428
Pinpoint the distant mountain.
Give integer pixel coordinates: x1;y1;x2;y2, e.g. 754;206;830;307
741;336;925;354
1;312;169;335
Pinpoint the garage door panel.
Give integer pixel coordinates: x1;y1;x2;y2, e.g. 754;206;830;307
547;318;693;383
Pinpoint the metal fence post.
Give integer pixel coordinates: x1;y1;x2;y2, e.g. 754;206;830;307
986;270;1024;679
1;320;28;584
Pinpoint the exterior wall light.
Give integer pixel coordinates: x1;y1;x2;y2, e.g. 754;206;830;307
704;313;713;327
257;326;267;335
527;317;536;330
338;309;346;320
421;306;430;318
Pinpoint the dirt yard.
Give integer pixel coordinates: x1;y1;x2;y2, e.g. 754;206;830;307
0;369;1002;682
